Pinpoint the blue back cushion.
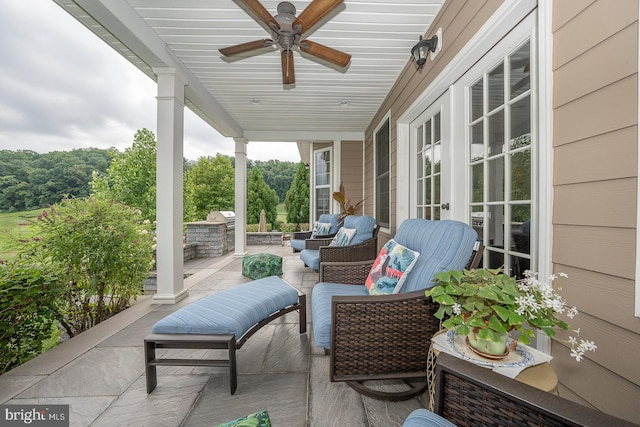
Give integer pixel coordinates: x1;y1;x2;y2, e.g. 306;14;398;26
394;219;477;292
318;214;342;234
343;215;376;244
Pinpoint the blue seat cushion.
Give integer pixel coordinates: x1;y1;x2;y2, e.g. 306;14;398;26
402;409;457;427
299;248;320;271
290;238;306;251
311;282;368;348
343;215;376;244
151;276;299;340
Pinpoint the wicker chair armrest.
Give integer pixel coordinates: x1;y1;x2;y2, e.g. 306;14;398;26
330;290;441;382
319;236;378;263
434;352;638;427
292;231;313;240
304;237;334;250
319;260;374;284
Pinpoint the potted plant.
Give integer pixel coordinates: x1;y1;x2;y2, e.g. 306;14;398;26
333;182;364;221
425;268;597;361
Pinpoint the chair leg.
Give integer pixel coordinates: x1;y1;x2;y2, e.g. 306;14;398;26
144;339;157;393
229;342;237;395
298;294;307;334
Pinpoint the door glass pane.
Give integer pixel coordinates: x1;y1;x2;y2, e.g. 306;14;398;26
511;149;531;201
470;122;483;161
425;177;432;205
511;96;530;146
488;110;505;156
488;205;505;249
510;41;530;99
488;157;504;202
471;164;483;203
433;143;441;173
417;125;424;151
434;113;441;143
417;152;424;179
511;205;531;254
434;174;441;205
434;207;441;220
488;63;504;111
471;80;483;121
417;179;423;205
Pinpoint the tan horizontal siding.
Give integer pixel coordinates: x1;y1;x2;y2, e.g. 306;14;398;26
552;0;596;32
553;75;637;146
553;0;637;69
551;341;640;424
553;178;636;228
553;126;637;184
555;265;639;333
553;22;638;108
553;225;635;279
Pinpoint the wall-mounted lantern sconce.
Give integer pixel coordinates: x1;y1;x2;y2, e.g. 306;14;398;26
411;34;438;70
304;163;310;170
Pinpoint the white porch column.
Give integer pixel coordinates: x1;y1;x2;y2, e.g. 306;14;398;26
152;68;188;304
234;138;248;257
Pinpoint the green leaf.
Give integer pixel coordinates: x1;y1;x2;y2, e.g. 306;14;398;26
492;305;510;322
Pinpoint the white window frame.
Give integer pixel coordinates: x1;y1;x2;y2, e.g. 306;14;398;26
374;112;391;232
312;146;332;221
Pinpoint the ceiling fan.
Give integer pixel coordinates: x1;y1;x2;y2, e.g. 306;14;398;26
219;0;352;85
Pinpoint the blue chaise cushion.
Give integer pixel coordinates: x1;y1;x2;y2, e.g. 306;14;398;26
151;276;299;340
402;409;457;427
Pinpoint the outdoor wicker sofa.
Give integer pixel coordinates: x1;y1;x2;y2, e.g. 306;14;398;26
402;352;638;427
299;214;378;271
311;219;481;401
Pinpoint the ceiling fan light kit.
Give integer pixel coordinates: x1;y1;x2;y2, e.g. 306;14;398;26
219;0;351;85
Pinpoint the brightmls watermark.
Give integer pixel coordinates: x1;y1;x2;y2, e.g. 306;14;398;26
0;405;68;426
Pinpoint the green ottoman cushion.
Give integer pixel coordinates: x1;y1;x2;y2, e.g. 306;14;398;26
242;253;283;279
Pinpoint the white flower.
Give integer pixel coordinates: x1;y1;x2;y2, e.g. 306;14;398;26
570;348;584;362
452;303;462;315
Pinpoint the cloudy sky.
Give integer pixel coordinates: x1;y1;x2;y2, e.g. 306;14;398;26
0;1;301;163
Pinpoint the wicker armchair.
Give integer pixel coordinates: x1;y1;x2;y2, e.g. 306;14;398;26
291;213;342;252
402;352;638;427
299;215;377;271
311;219;482;401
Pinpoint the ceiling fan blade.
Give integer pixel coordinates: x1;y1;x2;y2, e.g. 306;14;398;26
281;50;295;85
293;0;343;33
236;0;279;30
299;40;351;68
219;39;273;56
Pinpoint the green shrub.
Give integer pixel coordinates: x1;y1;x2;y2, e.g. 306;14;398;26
0;258;61;374
24;197;154;337
279;222;305;232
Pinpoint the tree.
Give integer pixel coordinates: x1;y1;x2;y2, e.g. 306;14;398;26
184;154;235;220
94;129;157;221
246;167;279;226
285;163;310;226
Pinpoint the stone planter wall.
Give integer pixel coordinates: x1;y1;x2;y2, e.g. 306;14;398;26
246;232;283;245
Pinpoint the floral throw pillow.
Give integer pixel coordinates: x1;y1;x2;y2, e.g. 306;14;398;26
329;228;356;246
311;222;332;237
365;239;420;295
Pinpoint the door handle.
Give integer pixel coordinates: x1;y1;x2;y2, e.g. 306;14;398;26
441;203;450;210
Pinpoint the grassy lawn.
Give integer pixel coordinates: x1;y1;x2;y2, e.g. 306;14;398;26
0;208;43;260
276;203;286;223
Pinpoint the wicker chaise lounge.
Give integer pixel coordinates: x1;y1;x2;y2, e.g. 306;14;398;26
402;353;638;427
311;219;481;401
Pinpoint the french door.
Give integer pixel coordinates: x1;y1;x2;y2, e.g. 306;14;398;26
411;92;452;221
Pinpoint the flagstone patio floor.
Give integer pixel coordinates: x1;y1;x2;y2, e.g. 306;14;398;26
0;243;427;426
